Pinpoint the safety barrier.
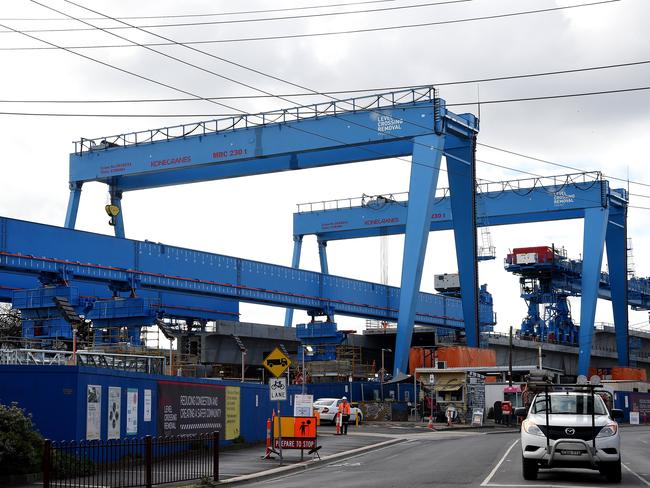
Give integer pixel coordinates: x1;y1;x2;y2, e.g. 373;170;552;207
42;432;219;488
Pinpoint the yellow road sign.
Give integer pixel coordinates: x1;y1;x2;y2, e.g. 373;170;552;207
263;347;292;377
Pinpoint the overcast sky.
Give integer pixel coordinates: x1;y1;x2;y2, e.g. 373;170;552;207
1;0;649;337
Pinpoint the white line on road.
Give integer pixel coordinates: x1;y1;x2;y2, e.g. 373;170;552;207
480;438;519;486
624;462;650;487
482;485;602;488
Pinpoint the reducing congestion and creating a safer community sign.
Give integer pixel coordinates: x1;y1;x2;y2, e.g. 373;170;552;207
158;380;240;439
263;347;291;377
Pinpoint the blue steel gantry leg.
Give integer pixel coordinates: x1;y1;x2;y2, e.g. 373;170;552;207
109;187;125;239
445;135;480;347
577;206;610;376
318;240;330;275
283;235;303;327
605;206;629;366
64;183;83;229
393;134;444;376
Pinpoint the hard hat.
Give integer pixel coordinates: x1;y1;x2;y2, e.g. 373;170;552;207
342;396;347;400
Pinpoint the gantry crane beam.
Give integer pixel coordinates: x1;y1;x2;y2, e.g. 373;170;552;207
0;216;495;331
62;87;482;376
288;173;630;375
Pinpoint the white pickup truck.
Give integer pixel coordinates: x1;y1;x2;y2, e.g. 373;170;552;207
517;384;623;483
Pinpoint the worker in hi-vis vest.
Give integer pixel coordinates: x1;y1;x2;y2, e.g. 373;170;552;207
338;397;351;435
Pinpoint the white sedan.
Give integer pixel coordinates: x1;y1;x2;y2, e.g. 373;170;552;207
313;398;363;424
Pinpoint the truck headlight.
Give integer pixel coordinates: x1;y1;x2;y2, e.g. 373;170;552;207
597;423;618;438
522;419;545;437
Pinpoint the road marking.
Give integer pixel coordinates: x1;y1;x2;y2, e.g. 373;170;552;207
480;438;519;486
623;462;650;487
482;485;602;488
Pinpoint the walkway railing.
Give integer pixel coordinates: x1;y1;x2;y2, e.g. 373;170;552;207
43;433;219;488
74;86;437;154
296;172;603;214
0;348;166;374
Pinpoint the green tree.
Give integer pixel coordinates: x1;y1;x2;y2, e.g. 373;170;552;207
0;403;44;475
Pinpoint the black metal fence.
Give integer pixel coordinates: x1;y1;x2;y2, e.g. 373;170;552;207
42;432;219;488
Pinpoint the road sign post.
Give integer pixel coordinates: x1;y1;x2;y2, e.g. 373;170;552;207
264;348;292;465
269;377;287;464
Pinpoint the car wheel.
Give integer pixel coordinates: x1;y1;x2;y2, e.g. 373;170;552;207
522;456;538;480
601;459;622;483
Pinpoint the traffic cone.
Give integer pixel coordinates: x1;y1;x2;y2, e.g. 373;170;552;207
428;416;435;430
336;413;341;435
263;417;272;458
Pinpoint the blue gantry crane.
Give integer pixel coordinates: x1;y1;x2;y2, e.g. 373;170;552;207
58;86;483;376
287;172;631;375
0;87;488;375
504;245;650;344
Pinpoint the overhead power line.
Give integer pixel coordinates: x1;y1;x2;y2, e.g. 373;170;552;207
0;0;471;34
0;0;398;21
0;22;246;115
4;84;649;116
478;143;650;191
15;0;650;201
2;58;649;104
0;0;621;49
5;4;474;190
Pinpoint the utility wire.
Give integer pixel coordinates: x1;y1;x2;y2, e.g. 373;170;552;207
0;22;247;115
448;86;650;107
5;86;650;115
20;0;650;201
2;59;649;104
15;2;650;205
60;0;650;197
0;0;398;21
26;0;302;115
478;143;650;190
6;4;470;189
3;84;649;115
0;0;471;34
0;0;621;49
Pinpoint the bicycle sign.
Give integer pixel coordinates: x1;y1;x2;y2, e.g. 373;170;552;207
269;377;287;401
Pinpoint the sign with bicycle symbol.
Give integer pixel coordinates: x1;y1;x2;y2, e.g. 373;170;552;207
269;377;287;401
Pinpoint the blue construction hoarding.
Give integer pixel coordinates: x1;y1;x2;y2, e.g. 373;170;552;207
0;365;300;444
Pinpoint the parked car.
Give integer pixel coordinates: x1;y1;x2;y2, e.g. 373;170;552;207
517;389;623;482
313;398;363;424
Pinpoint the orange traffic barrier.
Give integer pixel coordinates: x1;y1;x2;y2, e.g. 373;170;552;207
263;417;272;459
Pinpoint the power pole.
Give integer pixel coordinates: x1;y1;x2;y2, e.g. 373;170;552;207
508;326;513;387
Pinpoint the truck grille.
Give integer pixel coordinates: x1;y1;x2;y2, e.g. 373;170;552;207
538;425;603;441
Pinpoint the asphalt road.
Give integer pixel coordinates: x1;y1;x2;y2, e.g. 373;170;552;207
248;427;650;488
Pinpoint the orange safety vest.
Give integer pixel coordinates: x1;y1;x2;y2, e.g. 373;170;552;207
339;401;351;415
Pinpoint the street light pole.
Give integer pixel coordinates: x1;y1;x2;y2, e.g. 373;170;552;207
380;348;391;402
302;346;306;394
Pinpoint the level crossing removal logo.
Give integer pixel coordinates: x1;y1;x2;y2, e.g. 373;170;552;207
377;115;403;133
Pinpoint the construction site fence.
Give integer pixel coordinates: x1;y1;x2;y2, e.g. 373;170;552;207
42;432;219;488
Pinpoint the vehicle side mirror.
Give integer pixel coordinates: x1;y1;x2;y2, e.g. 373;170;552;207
611;408;624;420
514;407;527;417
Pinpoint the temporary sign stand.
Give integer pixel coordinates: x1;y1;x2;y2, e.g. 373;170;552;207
273;416;318;462
264;348;292;466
